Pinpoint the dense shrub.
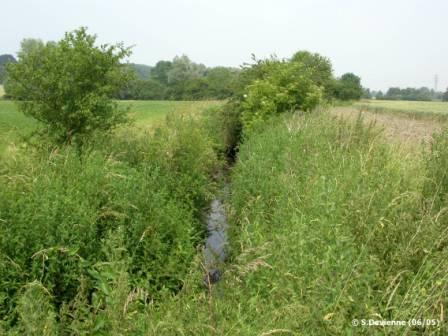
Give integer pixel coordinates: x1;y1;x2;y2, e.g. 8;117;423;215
0;114;220;331
240;61;322;130
291;50;333;97
5;28;132;145
331;72;364;101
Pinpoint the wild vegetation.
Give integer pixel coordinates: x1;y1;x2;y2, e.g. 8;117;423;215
0;100;222;334
1;26;447;335
5;28;132;146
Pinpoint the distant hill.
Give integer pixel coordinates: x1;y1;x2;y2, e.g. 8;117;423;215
128;63;152;80
0;54;17;84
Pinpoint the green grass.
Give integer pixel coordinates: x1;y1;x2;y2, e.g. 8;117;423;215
120;100;222;125
0;100;221;157
356;99;448;119
2;102;447;334
0;85;4;98
131;112;447;335
0;103;223;334
0;100;38;157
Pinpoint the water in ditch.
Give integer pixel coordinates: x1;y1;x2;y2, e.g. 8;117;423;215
203;186;229;285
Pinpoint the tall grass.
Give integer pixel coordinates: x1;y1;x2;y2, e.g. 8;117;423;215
132;111;448;335
1;103;448;334
219;112;447;334
0;110;222;333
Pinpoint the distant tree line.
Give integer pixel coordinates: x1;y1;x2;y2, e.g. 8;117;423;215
0;54;17;84
367;87;446;101
118;56;240;100
3;38;364;102
119;53;363;101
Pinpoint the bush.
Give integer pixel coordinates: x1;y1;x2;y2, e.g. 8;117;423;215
239;59;322;131
5;27;132;145
331;72;364;101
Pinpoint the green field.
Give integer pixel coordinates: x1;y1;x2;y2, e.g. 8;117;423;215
356;99;448;118
122;100;221;124
0;100;220;157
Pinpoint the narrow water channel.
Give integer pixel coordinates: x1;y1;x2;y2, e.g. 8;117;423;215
203;186;229;285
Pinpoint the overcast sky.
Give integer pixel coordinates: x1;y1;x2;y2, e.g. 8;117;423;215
1;0;447;91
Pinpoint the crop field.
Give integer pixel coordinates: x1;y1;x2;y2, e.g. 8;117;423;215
356;99;448;119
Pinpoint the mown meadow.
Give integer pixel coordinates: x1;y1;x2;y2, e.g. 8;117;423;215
356;99;448;120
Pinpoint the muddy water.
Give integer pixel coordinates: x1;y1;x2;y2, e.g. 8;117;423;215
203;187;229;284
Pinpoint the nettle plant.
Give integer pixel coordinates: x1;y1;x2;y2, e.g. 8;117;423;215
239;58;323;131
6;27;132;146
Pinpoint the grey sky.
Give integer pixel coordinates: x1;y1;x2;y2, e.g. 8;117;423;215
1;0;447;91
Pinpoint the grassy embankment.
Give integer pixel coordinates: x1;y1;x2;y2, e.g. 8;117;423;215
356;99;448;120
1;100;448;334
133;111;447;335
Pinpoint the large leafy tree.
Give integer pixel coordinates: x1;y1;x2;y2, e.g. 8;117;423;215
6;27;132;144
205;66;239;99
333;72;363;100
17;38;45;57
291;50;333;95
151;60;172;85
